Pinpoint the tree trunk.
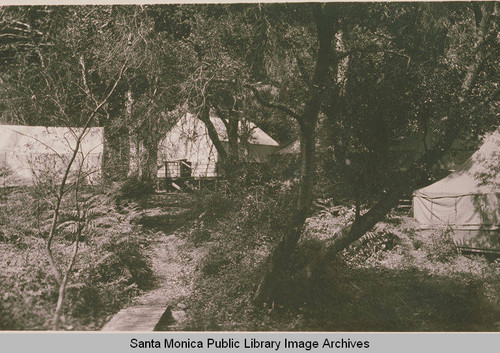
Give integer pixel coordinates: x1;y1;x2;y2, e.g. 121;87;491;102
213;106;241;179
254;121;317;303
198;103;229;166
141;136;159;186
102;124;130;183
224;110;241;180
227;113;239;163
325;187;405;259
104;90;133;183
129;133;160;186
254;4;336;304
53;280;66;330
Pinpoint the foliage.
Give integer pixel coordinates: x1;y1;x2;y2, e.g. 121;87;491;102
184;181;303;329
108;174;155;204
0;249;55;330
65;231;154;322
319;2;499;207
0;2;499;330
0;187;41;244
422;228;459;263
192;180;297;243
0;161;12;189
96;232;154;290
0;188;154;330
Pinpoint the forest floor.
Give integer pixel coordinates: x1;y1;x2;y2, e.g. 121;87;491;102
128;194;205;310
178;194;500;332
0;189;208;330
2;186;500;331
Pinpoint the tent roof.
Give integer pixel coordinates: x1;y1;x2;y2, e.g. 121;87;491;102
414;128;500;198
0;124;104;155
180;113;279;147
275;139;300;155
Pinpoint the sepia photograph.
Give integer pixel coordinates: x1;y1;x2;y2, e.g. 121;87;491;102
0;1;499;334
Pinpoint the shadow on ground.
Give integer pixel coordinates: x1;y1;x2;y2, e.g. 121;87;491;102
278;264;500;331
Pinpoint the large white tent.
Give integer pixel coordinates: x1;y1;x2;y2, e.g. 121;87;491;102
157;113;280;178
0;125;104;187
413;128;500;253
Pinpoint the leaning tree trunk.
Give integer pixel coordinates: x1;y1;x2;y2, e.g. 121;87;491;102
254;5;336;305
199;103;228;161
198;103;230;177
254;120;317;303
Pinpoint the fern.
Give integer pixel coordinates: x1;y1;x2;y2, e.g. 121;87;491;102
56;220;79;234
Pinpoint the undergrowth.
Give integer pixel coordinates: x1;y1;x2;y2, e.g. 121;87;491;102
4;182;500;332
184;180;298;330
183;189;500;331
0;187;154;330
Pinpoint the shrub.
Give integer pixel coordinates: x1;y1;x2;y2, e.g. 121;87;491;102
0;246;57;330
219;161;274;187
423;228;458;262
220;181;298;246
184;180;299;329
190;221;211;245
59;230;154;326
0;188;43;244
341;229;402;266
190;190;236;226
190;178;297;244
96;232;154;289
108;174;155;204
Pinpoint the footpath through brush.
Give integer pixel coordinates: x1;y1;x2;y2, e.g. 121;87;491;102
102;193;205;331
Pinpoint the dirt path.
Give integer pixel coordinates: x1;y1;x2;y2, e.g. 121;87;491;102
102;194;204;331
134;232;198;307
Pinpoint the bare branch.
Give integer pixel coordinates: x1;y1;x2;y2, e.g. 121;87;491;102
79;55;98;106
45;57;128;286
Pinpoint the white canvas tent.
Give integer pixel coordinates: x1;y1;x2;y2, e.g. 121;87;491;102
157;113;280;178
0;125;104;187
413;128;500;253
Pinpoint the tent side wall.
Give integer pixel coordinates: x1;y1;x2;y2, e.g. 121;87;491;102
414;192;500;228
413;191;500;252
0;126;104;187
